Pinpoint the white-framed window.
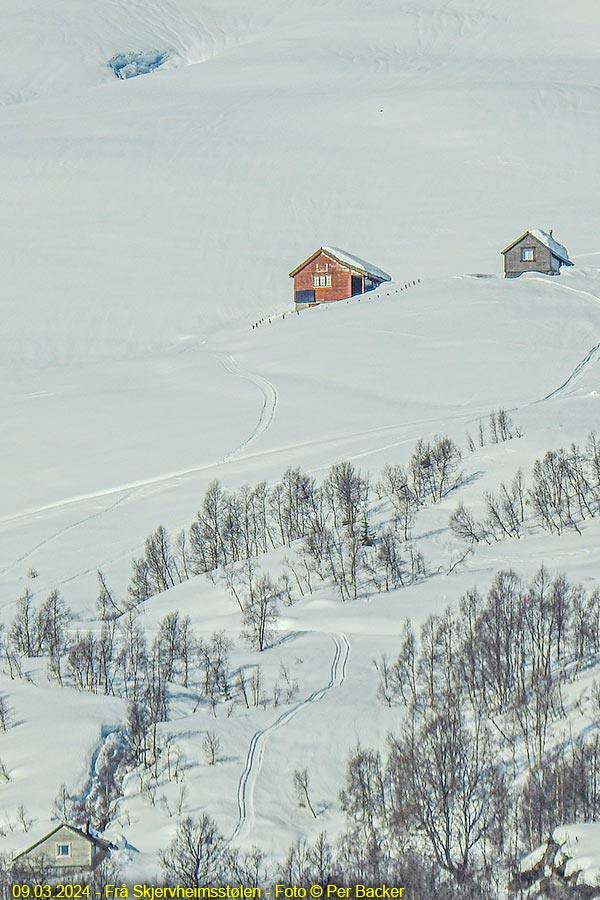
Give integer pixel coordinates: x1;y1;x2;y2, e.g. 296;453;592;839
521;247;535;261
56;843;71;858
313;274;332;288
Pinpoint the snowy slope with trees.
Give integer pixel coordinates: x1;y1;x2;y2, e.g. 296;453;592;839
2;0;600;896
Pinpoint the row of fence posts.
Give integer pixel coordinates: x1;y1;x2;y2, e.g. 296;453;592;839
251;279;421;330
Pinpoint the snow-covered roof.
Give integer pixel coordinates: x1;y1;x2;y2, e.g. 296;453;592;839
321;247;392;281
502;229;572;264
13;823;110;860
289;247;391;281
530;229;571;263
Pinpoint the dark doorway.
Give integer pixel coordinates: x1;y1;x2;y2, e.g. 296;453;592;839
351;275;363;296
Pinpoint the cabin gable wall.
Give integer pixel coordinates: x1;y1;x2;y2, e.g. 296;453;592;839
504;235;553;277
293;251;353;303
23;827;94;870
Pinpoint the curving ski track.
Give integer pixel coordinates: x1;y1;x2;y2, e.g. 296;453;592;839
5;296;596;587
229;632;350;845
527;276;600;403
0;351;278;578
2;353;278;530
217;353;278;462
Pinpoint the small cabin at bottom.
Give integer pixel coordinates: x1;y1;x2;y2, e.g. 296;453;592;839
289;247;391;309
14;824;111;873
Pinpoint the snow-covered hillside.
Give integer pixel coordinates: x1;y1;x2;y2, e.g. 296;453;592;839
2;0;600;367
1;0;600;894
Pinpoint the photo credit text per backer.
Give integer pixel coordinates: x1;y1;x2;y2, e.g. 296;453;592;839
97;885;406;900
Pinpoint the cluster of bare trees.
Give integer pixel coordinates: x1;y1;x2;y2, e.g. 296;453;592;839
224;438;460;605
451;431;600;544
45;662;210;831
407;436;464;503
157;812;494;899
0;855;13;900
520;733;600;848
128;525;188;604
7;588;70;682
6;587;235;712
235;661;299;711
127;470;319;604
2;591;238;829
335;717;507;888
368;566;600;889
467;408;523;452
1;584;304;829
220;560;285;651
158;814;268;888
157;810;495;899
377;567;599;721
126;437;463;607
529;436;600;533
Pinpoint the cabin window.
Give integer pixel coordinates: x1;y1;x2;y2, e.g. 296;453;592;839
56;843;71;857
313;274;332;288
521;247;535;261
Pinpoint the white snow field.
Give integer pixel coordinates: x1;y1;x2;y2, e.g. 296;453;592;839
1;0;600;885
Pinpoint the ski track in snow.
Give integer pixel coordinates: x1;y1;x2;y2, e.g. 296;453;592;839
538;342;600;402
0;351;278;579
3;276;596;536
0;491;133;577
527;276;600;402
229;632;350;846
1;353;278;531
217;353;279;461
528;275;600;310
1;288;597;588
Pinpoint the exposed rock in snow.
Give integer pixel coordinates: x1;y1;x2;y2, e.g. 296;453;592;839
108;51;171;79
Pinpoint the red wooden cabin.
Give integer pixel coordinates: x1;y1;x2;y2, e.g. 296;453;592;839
289;247;391;308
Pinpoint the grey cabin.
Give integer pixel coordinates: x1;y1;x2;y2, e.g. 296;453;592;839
14;824;111;873
501;229;573;278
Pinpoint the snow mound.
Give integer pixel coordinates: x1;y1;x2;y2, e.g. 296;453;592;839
554;823;600;886
108;50;172;79
102;831;127;851
519;842;548;873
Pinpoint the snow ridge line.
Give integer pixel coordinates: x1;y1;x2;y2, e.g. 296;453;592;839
529;275;600;309
229;633;350;845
